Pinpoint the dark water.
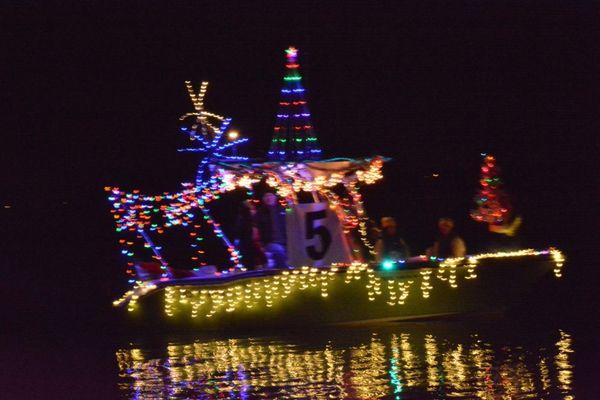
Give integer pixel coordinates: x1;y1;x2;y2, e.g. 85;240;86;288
110;320;591;399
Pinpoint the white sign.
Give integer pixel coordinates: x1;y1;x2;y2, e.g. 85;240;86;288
286;201;352;267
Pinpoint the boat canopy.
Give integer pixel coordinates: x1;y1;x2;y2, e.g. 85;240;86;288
107;157;385;233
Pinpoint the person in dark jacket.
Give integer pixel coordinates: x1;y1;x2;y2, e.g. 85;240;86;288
375;217;411;262
256;192;287;268
235;199;267;270
426;218;466;258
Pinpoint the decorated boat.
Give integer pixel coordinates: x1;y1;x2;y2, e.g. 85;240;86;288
107;47;565;329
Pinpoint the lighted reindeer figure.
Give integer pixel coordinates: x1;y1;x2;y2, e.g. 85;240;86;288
107;82;250;283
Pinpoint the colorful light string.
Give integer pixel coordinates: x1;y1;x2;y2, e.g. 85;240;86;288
106;82;249;283
268;46;322;161
471;154;511;225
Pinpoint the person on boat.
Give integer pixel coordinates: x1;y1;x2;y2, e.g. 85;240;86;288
426;217;467;258
374;217;411;263
235;199;267;270
257;192;288;268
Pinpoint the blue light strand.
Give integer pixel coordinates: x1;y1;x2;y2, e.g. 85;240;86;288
179;111;246;268
138;228;171;279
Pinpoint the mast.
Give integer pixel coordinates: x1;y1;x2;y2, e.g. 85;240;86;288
268;46;323;162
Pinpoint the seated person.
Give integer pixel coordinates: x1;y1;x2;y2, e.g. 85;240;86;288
256;192;287;268
375;217;410;263
426;217;466;258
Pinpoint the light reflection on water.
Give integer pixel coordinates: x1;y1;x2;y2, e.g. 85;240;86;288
116;324;574;399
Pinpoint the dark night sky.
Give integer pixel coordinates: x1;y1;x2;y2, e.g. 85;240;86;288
3;3;598;324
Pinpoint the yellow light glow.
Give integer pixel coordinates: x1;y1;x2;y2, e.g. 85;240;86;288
228;130;239;140
115;327;574;399
113;249;565;322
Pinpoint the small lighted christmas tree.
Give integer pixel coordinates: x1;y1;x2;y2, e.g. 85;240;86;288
471;154;511;225
268;46;322;162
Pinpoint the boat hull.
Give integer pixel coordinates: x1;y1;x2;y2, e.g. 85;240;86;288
118;251;562;330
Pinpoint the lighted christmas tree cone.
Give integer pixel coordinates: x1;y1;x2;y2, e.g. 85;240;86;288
470;154;521;236
268;46;322;162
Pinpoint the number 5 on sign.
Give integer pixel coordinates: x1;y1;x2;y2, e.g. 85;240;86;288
286;202;352;267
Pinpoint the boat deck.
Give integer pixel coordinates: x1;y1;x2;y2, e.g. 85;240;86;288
145;256;434;289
